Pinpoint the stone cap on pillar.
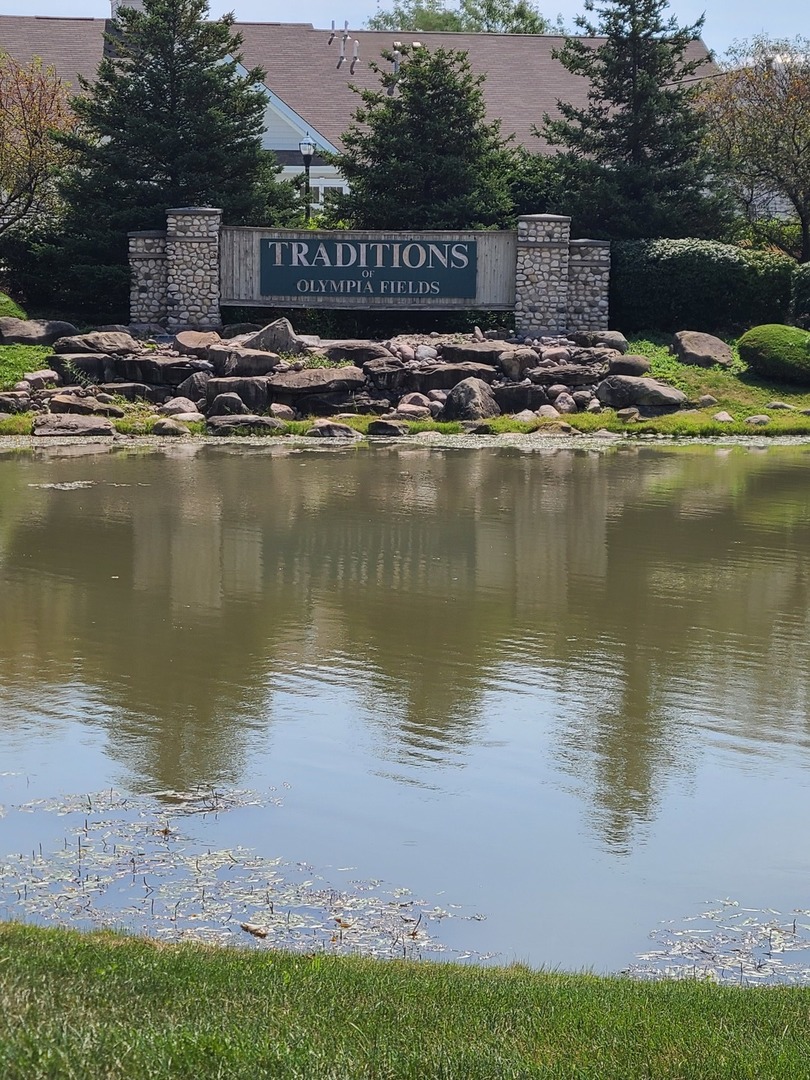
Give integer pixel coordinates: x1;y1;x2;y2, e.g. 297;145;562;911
569;238;611;246
517;213;572;222
165;207;223;215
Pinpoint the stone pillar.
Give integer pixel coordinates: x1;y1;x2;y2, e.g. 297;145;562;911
165;207;222;332
514;214;571;340
128;230;167;329
568;240;611;331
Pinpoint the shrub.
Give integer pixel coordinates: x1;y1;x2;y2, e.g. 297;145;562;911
738;323;810;385
793;264;810;330
611;239;795;332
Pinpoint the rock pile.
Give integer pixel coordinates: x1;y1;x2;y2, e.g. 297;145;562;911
0;317;698;436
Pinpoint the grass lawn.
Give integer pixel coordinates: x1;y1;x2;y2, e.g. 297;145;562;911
2;923;810;1080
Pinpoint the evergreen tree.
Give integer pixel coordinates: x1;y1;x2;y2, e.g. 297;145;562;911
325;45;513;230
366;0;555;34
43;0;298;321
540;0;731;239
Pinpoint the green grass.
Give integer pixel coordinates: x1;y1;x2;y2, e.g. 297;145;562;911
1;923;809;1080
0;290;27;320
0;344;53;390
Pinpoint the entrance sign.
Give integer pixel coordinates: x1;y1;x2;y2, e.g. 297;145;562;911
259;237;478;300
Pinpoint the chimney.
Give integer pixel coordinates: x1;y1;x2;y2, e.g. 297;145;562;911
111;0;146;15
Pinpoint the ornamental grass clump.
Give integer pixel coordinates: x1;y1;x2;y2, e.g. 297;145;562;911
738;324;810;385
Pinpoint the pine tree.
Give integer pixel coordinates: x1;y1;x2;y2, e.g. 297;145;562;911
45;0;298;321
325;45;513;230
540;0;731;239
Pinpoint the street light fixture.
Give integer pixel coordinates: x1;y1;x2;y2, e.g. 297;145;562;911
299;134;316;224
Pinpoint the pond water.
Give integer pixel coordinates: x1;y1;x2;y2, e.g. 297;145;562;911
2;439;810;976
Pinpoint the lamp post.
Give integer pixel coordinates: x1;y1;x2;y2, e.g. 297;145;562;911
299;134;315;224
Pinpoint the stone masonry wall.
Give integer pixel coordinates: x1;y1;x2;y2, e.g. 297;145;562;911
128;231;168;328
514;214;571;338
568;240;611;332
128;208;610;333
165;207;222;332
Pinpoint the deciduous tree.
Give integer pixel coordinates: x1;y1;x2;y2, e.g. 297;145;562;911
0;54;74;235
702;36;810;262
366;0;555;34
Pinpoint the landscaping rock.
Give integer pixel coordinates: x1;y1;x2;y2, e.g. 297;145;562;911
498;348;540;381
493;384;548;413
52;331;140;355
553;392;579;414
220;348;282;377
399;392;431;409
48;393;125;418
160;397;198;415
617;407;641;422
23;369;60;390
208;392;250;417
205;377;269;413
171;412;206;423
596;376;687;409
175;371;212;401
304;392;390;416
608;354;651;376
241;318;305;355
536;404;561;419
97;382;168;404
414;344;439;361
698;394;718;407
713;411;735;423
50;352;114;384
529;364;607;388
33;413;115;436
367;419;411;436
206;415;286;435
744;414;771;426
173;330;221;358
306;419;363;439
439;341;507;365
269;402;296;421
0;391;30;413
511;409;537;423
363;358;411;395
414;362;496;393
671;331;734;368
265;366;366;399
443;378;500;421
765;401;795;410
322;341;392;363
570;330;629;353
0;318;79;346
152;418;191;436
392;403;431;420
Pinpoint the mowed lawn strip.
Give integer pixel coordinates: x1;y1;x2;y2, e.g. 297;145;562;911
1;923;810;1079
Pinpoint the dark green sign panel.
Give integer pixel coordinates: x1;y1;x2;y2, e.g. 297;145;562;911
260;237;477;301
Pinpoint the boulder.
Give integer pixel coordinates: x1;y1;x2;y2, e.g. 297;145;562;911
399;392;431;408
713;411;735;423
206;415;287;435
392;403;431;420
529;364;606;388
765;400;795;410
22;369;60;390
596;376;687;410
0;391;30;413
322;341;393;364
367;419;410;437
241;318;305;355
173;330;222;358
617;407;641;422
113;355;211;387
363;358;411;395
219;348;281;377
0;317;79;346
303;391;390;417
306;419;363;439
608;354;651;377
52;331;140;355
98;382;168;404
269;402;296;421
698;394;718;407
553;392;579;415
175;371;212;401
160;397;198;416
48;393;125;418
493;384;548;413
152;418;191;436
205;377;269;414
50;352;114;384
536;404;561;419
414;344;438;361
744;414;771;426
570;330;629;354
498;348;540;381
443;377;501;421
171;412;206;423
414;362;496;394
671;331;733;368
438;341;507;365
265;366;366;399
33;413;115;436
208;392;250;417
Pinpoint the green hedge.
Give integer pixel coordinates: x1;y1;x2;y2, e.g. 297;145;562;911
611;239;795;333
738;324;810;385
792;264;810;329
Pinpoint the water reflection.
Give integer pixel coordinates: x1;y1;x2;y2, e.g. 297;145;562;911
1;443;810;855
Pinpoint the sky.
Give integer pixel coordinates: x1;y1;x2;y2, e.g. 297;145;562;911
3;0;807;56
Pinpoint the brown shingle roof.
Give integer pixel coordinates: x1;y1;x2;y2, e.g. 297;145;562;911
0;16;713;153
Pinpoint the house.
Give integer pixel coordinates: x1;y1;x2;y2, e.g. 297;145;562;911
0;8;714;208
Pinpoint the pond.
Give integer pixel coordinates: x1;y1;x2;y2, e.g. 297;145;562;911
2;438;810;978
